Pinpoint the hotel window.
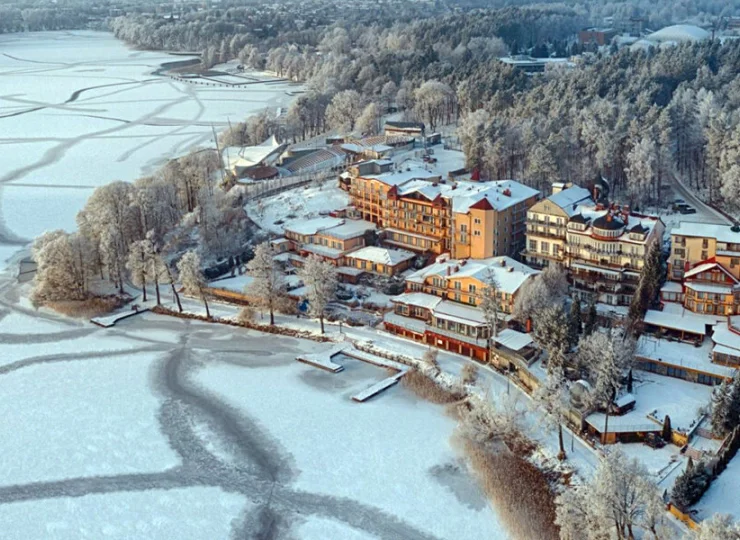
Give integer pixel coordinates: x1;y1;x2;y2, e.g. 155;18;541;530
454;282;461;290
702;239;709;248
460;224;468;232
469;284;477;293
474;218;481;224
474;230;481;236
541;242;550;254
529;240;537;251
702;251;708;260
454;293;461;302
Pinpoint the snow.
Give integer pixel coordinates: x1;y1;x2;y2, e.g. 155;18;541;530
647;24;710;43
296;518;380;540
284;216;343;236
346;246;415;266
434;300;486;325
685;281;737;295
194;354;507;540
661;281;683;293
643;309;708;336
695;454;740;521
245;183;350;235
0;350;179;485
586;371;712;436
449;180;540;213
209;274;254;293
545;186;594;217
0;31;296;267
391;291;442;310
636;335;735;378
362;167;440;187
712;323;740;353
494;328;533;352
0;488;247;540
672;222;740;244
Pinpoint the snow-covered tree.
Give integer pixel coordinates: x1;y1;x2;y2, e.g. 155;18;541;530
245;242;286;325
177;250;210;318
513;265;568;324
688;513;740;540
356;102;381;136
461;363;478;386
31;230;95;305
414;80;454;131
126;238;151;302
557;449;667;540
533;366;570;459
583;299;598;336
626;136;658;204
480;267;501;351
422;347;440;374
326;90;362;132
298;254;337;334
711;371;740;436
534;305;569;372
458;109;491;171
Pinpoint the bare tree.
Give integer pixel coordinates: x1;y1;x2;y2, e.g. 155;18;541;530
245;242;286;325
177;251;210;318
297;254;338;334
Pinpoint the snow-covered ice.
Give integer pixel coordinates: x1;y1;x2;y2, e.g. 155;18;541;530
0;30;297;262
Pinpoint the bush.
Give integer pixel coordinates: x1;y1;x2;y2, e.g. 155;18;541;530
402;368;462;404
464;439;559;540
47;295;127;318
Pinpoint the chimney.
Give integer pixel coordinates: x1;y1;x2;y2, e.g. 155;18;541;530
447;266;451;276
551;182;566;195
508;267;514;272
606;214;612;222
500;259;506;267
503;188;511;197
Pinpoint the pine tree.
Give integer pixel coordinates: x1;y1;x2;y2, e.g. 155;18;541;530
671;461;711;510
662;415;672;442
583;300;597;336
627;369;633;394
568;297;582;347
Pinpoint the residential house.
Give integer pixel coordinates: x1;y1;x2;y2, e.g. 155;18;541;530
383;256;539;362
668;223;740;282
344;246;416;276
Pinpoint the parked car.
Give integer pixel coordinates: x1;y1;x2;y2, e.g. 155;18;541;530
680;206;697;214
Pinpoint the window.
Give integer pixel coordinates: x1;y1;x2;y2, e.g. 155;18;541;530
474;230;481;236
702;251;708;261
460;224;468;232
469;297;476;305
541;242;550;254
474;218;481;224
702;239;709;249
454;293;461;302
454;282;461;290
529;240;537;252
469;284;476;293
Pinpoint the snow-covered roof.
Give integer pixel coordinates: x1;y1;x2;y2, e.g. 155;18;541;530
661;281;683;293
547;186;594;217
672;222;740;244
447;180;539;214
284;217;375;239
712;323;740;353
300;243;345;259
637;335;735;378
647;24;710;43
684;282;738;295
643;309;707;336
347;246;415;266
614;393;636;408
684;261;739;282
363;167;440;187
494;329;533;352
223;136;284;170
433;301;486;326
391;292;442;310
447;257;538;295
383;311;427;334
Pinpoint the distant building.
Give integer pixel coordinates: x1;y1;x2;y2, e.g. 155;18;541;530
498;55;573;73
578;27;618;46
384;121;425;139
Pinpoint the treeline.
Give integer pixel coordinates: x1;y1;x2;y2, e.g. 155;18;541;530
0;6;92;33
31;149;253;308
459;39;740;212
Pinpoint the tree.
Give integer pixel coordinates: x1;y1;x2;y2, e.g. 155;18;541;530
177;251;210;319
513;265;568;324
662;415;672;442
480;267;501;357
534;366;570;460
458;109;491;171
422;348;440;374
298;255;337;334
245;242;286;325
31;230;95;305
688;513;740;540
671;460;711;510
533;305;569;372
126;239;151;302
326;90;362;132
583;299;598;336
712;372;740;436
461;363;478;386
414;80;454;131
356;102;381;136
556;449;667;539
568;297;582;346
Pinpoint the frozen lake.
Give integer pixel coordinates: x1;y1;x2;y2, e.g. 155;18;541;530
0;30;296;267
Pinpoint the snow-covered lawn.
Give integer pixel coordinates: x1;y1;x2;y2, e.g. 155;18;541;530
695;453;740;520
246;182;350;234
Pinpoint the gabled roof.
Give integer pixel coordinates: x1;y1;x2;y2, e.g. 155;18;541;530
672;222;740;244
684;261;739;283
547;186;594;217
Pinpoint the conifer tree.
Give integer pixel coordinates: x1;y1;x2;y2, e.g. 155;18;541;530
583;300;597;336
568;296;582;346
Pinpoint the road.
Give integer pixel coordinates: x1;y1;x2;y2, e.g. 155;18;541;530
668;172;732;226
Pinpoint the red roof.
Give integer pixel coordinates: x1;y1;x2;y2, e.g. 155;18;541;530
468;197;494;211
